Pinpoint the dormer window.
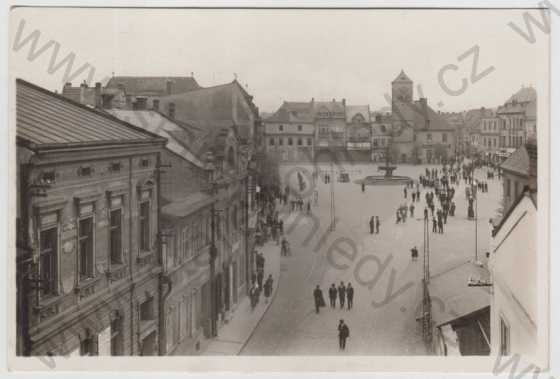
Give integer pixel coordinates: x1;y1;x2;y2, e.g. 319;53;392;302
78;166;92;177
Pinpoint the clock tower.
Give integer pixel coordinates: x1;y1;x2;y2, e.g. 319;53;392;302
391;70;413;103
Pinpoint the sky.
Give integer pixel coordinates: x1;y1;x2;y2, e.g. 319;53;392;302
9;7;548;113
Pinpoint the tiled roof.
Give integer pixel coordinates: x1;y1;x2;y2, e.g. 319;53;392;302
107;109;205;168
313;100;345;115
392;100;453;131
346;105;371;123
156;81;256;141
105;76;200;96
16;79;165;149
500;145;530;176
265;101;314;123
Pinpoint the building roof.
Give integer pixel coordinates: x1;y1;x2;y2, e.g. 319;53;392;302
156;81;256;141
428;260;491;327
346;105;371;123
506;86;537;104
16;79;165;149
161;191;213;221
106;109;205;168
492;189;537;237
392;69;412;83
105;76;200;96
313;100;346;116
463;107;495;132
265;101;314;123
392;99;453;131
500;145;530;176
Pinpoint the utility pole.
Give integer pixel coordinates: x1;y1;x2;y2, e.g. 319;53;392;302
329;161;335;231
422;214;432;349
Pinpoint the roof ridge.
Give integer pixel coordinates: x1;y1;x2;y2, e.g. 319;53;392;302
17;78;166;144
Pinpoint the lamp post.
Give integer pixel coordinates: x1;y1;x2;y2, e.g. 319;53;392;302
472;179;478;263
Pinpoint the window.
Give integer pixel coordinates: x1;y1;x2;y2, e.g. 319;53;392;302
278;138;283;146
78;166;92;177
514;181;519;199
110;162;121;172
79;217;94;281
427;133;432;141
500;317;510;355
442;133;448;143
373;139;378;147
279;125;284;132
140;297;154;321
297;125;302;131
307;138;312;146
269;138;275;146
110;316;123;356
139;201;150;251
288;137;293;146
297;138;302;146
110;209;122;264
80;332;98;356
39;227;58;297
505;179;511;197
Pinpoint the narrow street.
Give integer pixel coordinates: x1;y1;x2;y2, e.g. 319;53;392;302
241;163;502;355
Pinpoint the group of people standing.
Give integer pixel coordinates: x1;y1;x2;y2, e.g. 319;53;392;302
369;216;381;234
313;282;355;313
250;252;274;309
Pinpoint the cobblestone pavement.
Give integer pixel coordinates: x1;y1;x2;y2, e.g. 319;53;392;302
241;162;502;355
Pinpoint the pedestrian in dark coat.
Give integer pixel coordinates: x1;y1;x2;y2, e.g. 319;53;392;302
338;282;346;309
338;319;350;350
264;275;273;302
409;203;415;217
424;207;428;220
432;217;437;233
404;187;407;199
438;218;444;233
362;182;365;192
369;216;375;234
375;216;380;234
313;285;325;314
346;283;354;310
329;283;337;308
257;269;264;289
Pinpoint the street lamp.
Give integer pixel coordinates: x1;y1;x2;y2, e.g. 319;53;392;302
472;179;479;263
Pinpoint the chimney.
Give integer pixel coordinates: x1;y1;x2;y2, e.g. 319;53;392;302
134;97;147;110
166;80;173;95
168;102;176;119
94;82;102;109
152;99;160;111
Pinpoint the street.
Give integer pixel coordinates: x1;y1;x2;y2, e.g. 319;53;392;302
241;162;502;355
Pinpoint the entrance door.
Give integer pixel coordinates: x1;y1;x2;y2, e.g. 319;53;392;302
141;331;157;356
232;261;238;304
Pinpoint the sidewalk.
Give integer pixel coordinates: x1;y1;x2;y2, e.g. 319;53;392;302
197;239;282;355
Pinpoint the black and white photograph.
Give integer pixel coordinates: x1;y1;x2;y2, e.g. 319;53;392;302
4;2;556;374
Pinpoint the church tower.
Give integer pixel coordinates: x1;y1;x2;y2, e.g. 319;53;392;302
391;70;413;103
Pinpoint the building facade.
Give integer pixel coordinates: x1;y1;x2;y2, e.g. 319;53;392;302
16;79;167;356
263;102;315;162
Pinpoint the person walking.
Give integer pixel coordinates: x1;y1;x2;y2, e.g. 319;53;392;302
432;217;437;233
403;187;407;199
257;268;264;289
361;182;365;193
329;283;337;308
375;216;380;234
338;319;350;350
263;275;273;303
369;216;375;234
424;207;428;220
313;285;325;314
346;283;354;310
409;203;415;218
338;282;346;309
438;217;444;234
